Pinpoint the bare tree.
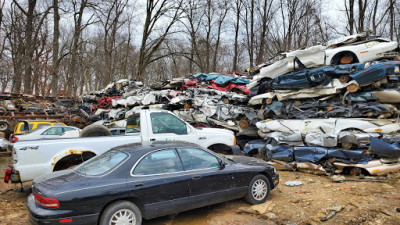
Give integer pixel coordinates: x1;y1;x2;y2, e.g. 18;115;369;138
242;0;255;67
137;0;183;80
357;0;368;33
96;0;128;87
13;0;52;94
232;0;243;72
256;0;275;65
211;0;229;72
345;0;355;34
66;0;95;97
180;0;205;72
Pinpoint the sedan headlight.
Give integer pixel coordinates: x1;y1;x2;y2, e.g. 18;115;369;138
365;41;379;48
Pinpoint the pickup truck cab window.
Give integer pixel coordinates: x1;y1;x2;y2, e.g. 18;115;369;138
177;148;219;170
150;113;187;135
126;114;140;134
132;149;183;175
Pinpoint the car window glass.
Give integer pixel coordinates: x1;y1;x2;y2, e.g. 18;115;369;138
150;113;187;135
63;127;75;132
133;149;183;175
75;150;128;176
20;124;34;132
42;127;63;135
36;124;51;129
126;114;140;134
177;148;219;170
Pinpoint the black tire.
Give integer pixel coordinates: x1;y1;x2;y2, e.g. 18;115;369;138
79;124;111;137
245;174;271;205
0;120;10;132
99;201;142;225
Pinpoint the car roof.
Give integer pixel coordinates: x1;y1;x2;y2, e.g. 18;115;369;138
20;125;78;134
112;141;202;154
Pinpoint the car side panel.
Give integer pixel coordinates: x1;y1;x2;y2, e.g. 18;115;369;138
186;166;240;209
128;173;190;219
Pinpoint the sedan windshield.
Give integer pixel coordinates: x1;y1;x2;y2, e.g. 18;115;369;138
75;150;128;176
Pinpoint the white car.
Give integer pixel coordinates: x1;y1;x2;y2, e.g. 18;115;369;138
324;33;399;65
247;33;399;89
13;126;81;142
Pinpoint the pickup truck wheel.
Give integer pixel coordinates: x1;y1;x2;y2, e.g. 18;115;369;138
99;201;142;225
80;124;111;137
245;174;270;205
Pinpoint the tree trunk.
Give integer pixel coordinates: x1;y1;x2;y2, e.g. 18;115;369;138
51;0;60;97
232;0;241;72
249;0;254;68
389;0;394;39
349;0;355;34
67;0;87;97
23;0;37;94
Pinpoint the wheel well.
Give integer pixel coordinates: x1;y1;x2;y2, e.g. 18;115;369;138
207;144;232;154
330;51;359;65
247;148;259;157
53;151;96;171
260;172;273;188
97;198;145;223
342;167;370;176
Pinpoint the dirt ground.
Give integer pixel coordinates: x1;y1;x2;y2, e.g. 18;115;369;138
1;152;400;225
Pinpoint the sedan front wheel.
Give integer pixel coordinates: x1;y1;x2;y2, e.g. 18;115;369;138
99;200;142;225
245;174;271;204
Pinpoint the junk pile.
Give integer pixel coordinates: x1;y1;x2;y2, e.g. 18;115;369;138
0;92;82;136
80;33;400;176
244;33;400;175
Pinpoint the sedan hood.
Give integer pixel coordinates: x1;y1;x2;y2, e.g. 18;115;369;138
225;155;268;166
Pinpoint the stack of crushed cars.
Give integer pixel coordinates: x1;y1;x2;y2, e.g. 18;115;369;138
0;92;83;135
80;33;400;176
245;33;400;176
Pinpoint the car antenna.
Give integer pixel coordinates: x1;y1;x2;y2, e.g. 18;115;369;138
80;154;88;186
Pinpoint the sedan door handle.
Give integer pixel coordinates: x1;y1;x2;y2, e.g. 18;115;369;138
150;138;156;141
133;183;144;188
192;175;201;180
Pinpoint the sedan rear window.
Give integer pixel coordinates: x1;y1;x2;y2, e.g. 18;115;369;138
75;150;128;176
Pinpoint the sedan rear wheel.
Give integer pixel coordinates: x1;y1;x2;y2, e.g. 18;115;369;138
245;174;270;204
99;201;142;225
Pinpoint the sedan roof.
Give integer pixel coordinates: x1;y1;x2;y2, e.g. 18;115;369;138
112;141;202;154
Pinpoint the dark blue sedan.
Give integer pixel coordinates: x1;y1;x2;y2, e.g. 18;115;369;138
28;141;279;225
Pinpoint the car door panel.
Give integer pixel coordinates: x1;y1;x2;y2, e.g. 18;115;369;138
176;148;237;209
128;173;190;219
128;149;190;219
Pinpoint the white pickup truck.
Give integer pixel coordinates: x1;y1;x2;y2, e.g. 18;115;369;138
6;109;236;183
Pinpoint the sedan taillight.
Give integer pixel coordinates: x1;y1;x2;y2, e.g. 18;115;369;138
34;193;59;208
11;136;18;143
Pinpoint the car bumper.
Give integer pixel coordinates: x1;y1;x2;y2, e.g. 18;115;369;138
271;173;279;189
27;194;99;225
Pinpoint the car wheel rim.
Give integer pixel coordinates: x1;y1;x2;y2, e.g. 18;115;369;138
110;209;136;225
252;179;267;201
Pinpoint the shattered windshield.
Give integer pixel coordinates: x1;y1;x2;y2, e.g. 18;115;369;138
75;150;128;176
